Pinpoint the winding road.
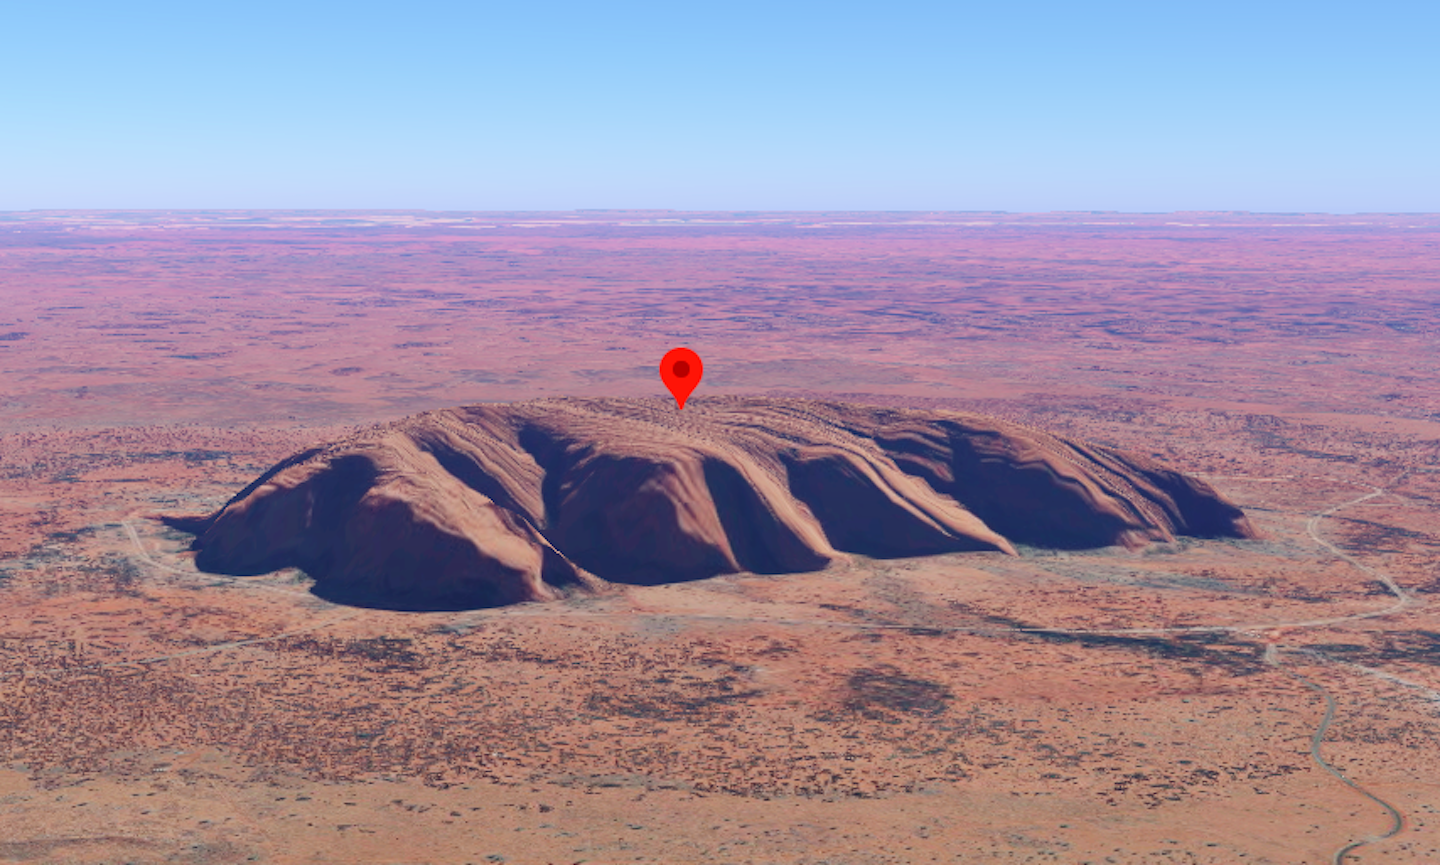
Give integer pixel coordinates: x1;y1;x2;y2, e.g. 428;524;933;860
1044;475;1420;864
12;474;1428;862
1277;660;1406;864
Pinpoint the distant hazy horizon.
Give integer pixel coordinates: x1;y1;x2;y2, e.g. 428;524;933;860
5;209;1437;219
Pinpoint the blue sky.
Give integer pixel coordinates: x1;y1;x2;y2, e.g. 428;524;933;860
3;1;1435;211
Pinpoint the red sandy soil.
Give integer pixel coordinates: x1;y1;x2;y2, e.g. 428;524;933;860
1;211;1439;864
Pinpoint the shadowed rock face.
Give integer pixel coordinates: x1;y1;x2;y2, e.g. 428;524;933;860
168;398;1256;610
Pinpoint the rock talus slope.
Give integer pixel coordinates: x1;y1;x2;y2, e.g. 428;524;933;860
172;398;1256;609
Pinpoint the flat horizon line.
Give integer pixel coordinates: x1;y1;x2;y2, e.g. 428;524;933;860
4;208;1439;216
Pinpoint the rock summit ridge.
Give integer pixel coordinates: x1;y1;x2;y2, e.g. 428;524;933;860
171;398;1255;609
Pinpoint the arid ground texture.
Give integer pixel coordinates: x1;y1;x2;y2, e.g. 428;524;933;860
1;211;1438;864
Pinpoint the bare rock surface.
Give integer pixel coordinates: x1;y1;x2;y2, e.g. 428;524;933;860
171;397;1255;609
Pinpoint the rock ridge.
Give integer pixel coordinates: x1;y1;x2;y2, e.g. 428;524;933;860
169;398;1256;610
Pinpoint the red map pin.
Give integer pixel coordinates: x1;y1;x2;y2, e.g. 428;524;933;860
660;347;703;409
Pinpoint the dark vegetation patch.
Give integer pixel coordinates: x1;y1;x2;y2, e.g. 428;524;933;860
113;448;231;463
750;638;798;657
1242;414;1358;464
842;665;953;719
0;837;164;859
1359;580;1396;597
454;639;563;666
948;600;1043;628
977;611;1267;675
180;449;230;463
276;636;425;671
35;449;233;485
1333;516;1437;554
1040;631;1265;675
583;675;762;722
45;526;97;543
98;555;143;590
1313;631;1440;667
344;637;424;668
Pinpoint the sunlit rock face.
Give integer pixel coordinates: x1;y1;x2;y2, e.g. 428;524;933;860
173;397;1255;610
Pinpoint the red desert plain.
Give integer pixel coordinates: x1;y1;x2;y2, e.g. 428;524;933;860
1;210;1438;864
